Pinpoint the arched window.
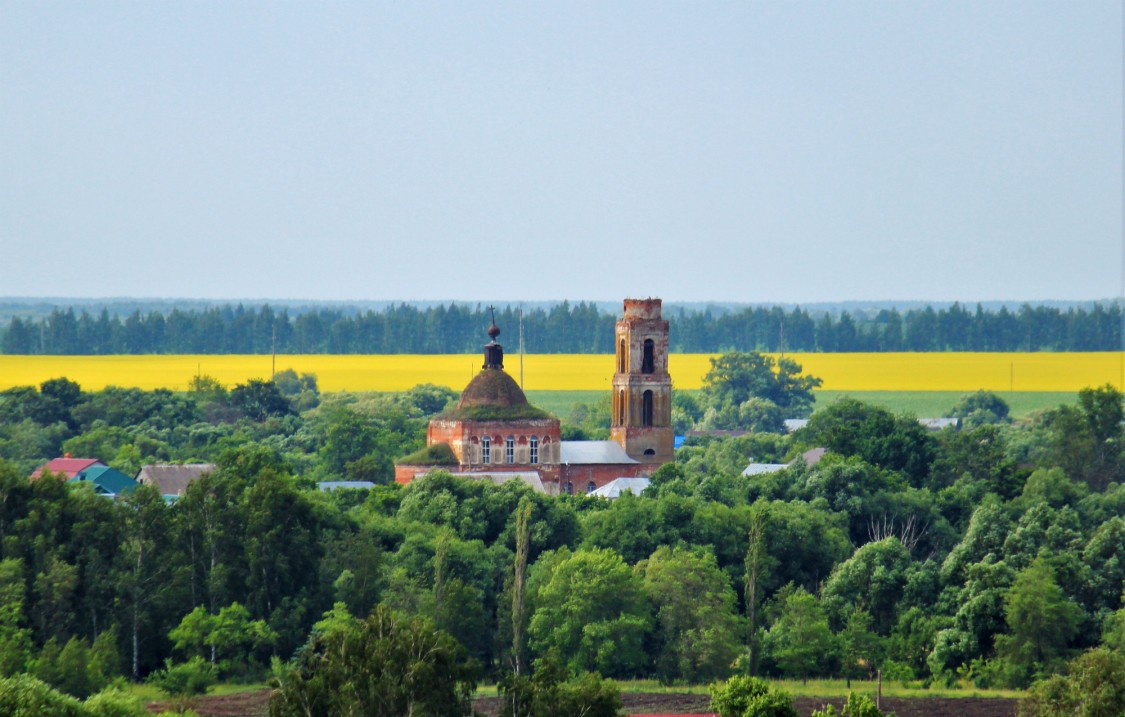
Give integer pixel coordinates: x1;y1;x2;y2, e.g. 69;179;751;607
618;389;625;425
505;436;515;464
642;338;655;374
481;436;491;464
642;390;654;427
618;339;626;373
529;436;539;464
644;448;656;456
586;481;596;494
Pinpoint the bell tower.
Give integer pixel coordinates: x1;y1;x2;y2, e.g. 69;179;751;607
610;298;674;464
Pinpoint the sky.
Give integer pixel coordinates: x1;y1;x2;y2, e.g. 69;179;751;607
1;2;1121;304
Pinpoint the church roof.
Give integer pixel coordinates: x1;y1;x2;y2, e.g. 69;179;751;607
589;477;651;499
560;440;638;465
440;365;551;421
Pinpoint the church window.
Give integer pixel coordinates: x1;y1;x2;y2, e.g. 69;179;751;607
529;436;539;464
642;339;655;374
586;481;596;494
642;390;654;427
505;436;515;464
618;339;626;373
481;436;491;464
618;390;625;425
565;482;573;495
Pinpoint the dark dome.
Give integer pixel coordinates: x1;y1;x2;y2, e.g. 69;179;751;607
458;369;529;409
441;369;551;421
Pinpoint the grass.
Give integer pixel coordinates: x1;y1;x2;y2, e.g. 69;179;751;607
527;389;1077;422
525;390;606;417
612;677;1023;700
478;677;1022;701
122;681;268;701
814;390;1075;418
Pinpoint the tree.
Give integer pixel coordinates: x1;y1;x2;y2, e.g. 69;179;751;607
996;557;1082;681
802;398;935;485
512;498;532;676
170;602;276;676
744;505;768;676
702;352;821;419
269;604;478;717
527;548;651;677
229;380;293;422
1020;647;1125;717
821;538;914;635
0;558;32;677
765;587;835;681
949;390;1010;428
641;546;743;683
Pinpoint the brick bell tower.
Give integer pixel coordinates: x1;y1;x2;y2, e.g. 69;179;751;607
610;298;674;465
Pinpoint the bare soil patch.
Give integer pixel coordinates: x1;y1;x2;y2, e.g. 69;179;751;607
164;689;1018;717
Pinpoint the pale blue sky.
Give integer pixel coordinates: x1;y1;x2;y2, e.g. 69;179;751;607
1;2;1121;303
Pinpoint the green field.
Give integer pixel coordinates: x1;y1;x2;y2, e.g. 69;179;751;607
526;389;1076;422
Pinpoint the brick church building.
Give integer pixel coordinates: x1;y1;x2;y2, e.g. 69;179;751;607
394;298;674;495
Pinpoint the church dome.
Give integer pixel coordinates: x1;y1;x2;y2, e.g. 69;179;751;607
444;369;551;421
458;368;529;409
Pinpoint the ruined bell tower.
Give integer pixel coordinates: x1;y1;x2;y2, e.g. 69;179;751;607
610;298;674;465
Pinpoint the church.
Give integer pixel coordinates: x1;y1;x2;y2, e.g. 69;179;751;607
394;298;674;495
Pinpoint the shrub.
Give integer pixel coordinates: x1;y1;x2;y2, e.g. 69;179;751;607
146;656;216;712
83;688;149;717
1020;647;1125;717
0;673;84;717
812;692;892;717
710;675;796;717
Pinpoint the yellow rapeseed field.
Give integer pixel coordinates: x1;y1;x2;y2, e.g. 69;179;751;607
0;352;1120;393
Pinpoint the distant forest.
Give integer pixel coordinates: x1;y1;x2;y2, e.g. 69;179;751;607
0;301;1121;354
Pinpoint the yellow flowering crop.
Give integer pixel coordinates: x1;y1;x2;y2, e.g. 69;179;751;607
0;352;1120;393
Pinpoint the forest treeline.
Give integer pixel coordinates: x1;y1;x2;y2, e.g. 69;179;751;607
1;300;1121;354
0;364;1123;705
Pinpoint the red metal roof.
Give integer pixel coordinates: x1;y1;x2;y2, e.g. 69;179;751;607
30;458;105;480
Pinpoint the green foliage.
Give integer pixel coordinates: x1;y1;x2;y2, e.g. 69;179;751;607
822;538;913;635
0;673;84;717
703;352;821;420
801;398;935;485
811;692;889;717
641;545;744;683
1020;647;1125;717
229;379;293;422
269;604;477;717
82;688;150;717
764;587;836;680
0;558;32;677
169;602;276;677
527;547;651;677
498;651;622;717
709;675;797;717
146;657;217;700
949;390;1011;428
996;557;1082;684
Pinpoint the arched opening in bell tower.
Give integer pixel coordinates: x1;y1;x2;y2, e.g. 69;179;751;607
642;390;654;427
642;339;655;374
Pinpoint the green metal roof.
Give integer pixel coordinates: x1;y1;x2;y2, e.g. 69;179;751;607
70;464;138;496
